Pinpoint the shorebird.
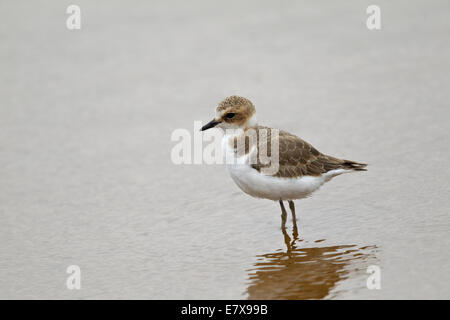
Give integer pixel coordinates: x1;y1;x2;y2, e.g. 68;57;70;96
201;96;367;228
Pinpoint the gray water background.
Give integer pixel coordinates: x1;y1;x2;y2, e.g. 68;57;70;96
1;0;449;299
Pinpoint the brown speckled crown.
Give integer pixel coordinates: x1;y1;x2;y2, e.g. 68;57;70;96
217;96;255;113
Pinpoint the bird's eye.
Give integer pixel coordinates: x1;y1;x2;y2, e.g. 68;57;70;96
226;113;235;119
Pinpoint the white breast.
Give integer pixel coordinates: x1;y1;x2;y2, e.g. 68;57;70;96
222;134;345;201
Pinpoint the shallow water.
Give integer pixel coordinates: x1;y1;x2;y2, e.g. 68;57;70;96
1;1;449;299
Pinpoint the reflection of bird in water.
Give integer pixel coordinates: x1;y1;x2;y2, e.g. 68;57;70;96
246;219;376;300
201;96;367;229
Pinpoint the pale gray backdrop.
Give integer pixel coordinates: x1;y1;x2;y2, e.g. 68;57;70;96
1;0;449;299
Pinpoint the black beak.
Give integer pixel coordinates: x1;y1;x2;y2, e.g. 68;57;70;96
201;118;220;131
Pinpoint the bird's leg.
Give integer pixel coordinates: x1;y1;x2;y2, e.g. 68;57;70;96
288;200;299;238
279;200;287;229
288;200;297;221
288;200;297;222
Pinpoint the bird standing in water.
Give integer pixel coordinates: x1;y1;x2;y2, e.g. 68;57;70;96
201;96;367;228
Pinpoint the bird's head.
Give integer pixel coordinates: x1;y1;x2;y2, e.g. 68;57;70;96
201;96;257;131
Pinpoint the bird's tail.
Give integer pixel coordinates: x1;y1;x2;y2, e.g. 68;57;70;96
341;160;368;171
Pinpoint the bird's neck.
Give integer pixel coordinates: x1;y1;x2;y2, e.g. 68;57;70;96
244;113;258;130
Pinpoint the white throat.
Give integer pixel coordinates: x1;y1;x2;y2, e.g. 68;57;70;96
246;113;258;128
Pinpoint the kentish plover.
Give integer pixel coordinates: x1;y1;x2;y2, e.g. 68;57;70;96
201;96;367;228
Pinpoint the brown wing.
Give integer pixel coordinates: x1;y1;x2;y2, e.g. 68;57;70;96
251;127;366;178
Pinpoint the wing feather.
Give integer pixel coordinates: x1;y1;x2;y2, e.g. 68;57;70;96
250;126;367;178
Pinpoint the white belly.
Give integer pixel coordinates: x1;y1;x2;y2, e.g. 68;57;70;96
222;134;344;201
227;162;335;200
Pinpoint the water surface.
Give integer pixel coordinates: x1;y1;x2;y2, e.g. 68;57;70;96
1;0;449;299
